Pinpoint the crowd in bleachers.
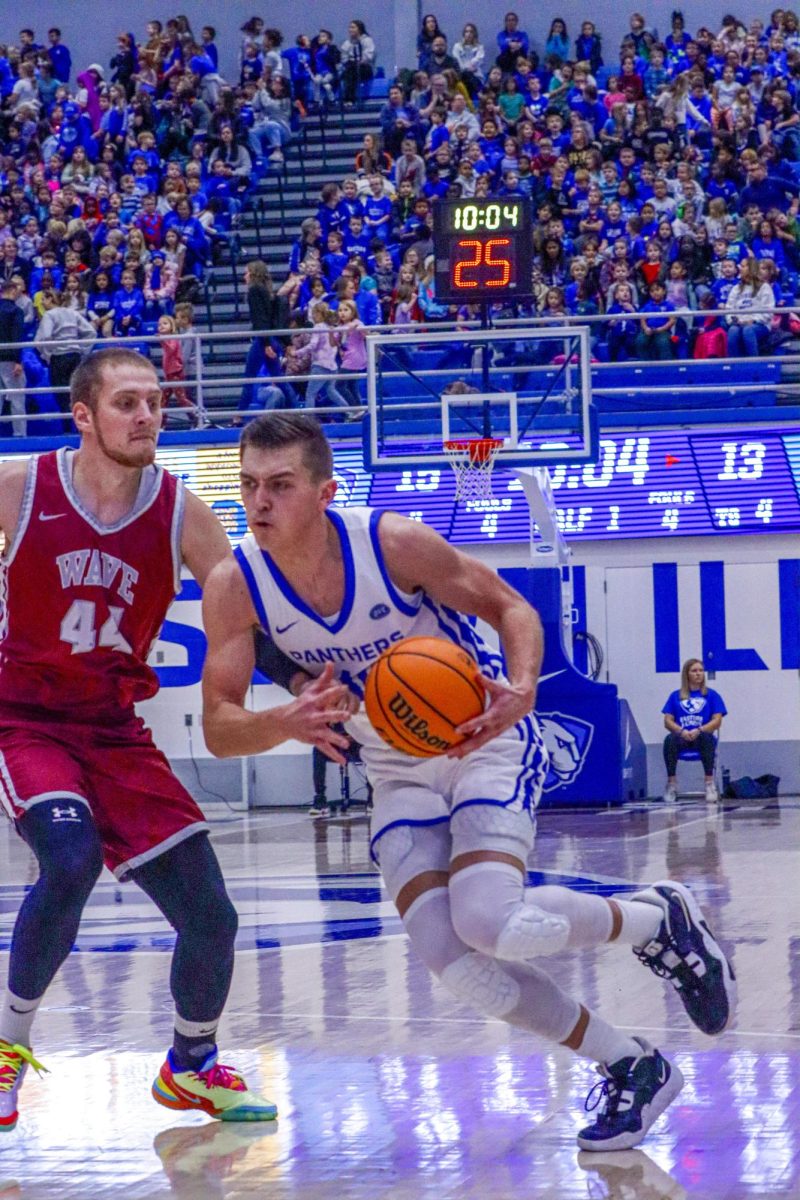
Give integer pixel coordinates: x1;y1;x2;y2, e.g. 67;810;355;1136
2;10;800;429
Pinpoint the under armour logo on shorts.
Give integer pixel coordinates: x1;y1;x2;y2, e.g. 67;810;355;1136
50;805;81;822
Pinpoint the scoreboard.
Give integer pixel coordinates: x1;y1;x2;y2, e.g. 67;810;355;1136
154;426;800;546
432;199;533;303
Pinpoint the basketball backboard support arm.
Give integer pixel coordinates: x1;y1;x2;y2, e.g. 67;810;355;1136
510;467;570;568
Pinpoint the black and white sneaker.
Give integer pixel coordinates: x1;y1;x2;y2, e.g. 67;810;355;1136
577;1038;684;1152
631;879;736;1036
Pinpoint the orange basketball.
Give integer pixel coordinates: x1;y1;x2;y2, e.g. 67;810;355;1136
363;636;486;758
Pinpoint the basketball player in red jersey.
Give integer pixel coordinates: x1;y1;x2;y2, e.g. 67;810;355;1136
0;349;349;1131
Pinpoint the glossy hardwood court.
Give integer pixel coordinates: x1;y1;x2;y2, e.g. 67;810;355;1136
0;796;797;1199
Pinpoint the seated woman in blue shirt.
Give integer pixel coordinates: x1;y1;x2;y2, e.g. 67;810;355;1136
661;658;727;803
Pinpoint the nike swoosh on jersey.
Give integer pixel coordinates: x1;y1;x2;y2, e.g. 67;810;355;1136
276;621;298;634
38;512;66;522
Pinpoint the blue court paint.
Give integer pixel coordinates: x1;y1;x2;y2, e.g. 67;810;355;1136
0;870;640;953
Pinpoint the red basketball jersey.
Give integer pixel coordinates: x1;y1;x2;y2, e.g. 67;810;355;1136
0;448;184;720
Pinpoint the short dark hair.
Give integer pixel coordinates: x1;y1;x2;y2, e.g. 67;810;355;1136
239;412;333;482
71;348;157;413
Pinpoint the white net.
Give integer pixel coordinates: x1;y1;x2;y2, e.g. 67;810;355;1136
443;438;504;502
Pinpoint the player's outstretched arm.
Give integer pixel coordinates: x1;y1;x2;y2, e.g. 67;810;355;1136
378;511;544;756
201;558;352;762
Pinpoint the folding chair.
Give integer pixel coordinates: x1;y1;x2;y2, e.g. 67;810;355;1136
674;731;722;800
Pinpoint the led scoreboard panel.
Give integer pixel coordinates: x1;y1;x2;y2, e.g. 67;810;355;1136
142;426;800;547
3;430;796;548
433;199;533;302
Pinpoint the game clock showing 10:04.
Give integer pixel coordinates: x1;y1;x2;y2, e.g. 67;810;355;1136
433;199;533;303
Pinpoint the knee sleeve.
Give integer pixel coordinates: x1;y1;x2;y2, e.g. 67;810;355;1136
373;821;451;902
440;951;521;1019
402;887;468;976
19;800;104;902
449;863;570;960
10;800;104;999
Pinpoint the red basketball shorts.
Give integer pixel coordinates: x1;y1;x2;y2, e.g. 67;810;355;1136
0;708;208;880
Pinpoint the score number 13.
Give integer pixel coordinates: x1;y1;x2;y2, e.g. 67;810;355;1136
453;238;511;289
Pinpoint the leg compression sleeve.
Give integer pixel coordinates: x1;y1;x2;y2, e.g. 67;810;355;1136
132;832;238;1023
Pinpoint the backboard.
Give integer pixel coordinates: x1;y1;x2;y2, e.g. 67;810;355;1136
363;325;597;473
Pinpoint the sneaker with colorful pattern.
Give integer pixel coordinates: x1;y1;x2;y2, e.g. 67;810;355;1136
0;1041;48;1132
152;1049;277;1121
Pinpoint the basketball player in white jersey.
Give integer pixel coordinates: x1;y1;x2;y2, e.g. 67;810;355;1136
201;413;737;1151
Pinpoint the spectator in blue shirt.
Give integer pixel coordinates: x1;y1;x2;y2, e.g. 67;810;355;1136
606;282;640;360
380;86;420;157
751;218;786;270
496;13;530;71
739;160;798;213
661;658;726;803
283;36;314;109
316;183;347;241
162;197;210;277
111;269;144;336
47;28;71;83
574;21;603;71
545;18;570;63
664;13;691;68
711;256;739;304
322;230;349;283
342;214;371;259
240;42;263;86
360;175;393;240
201;26;219;70
635;280;677;358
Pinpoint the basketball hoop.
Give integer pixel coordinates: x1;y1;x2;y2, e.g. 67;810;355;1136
443;438;504;502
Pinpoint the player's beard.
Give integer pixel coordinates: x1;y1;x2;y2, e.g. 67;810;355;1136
94;417;157;469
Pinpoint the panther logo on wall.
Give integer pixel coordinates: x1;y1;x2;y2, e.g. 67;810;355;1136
538;712;594;790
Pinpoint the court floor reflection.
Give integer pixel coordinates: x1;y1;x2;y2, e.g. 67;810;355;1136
0;799;797;1199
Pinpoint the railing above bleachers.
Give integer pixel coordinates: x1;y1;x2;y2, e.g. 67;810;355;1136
0;310;797;448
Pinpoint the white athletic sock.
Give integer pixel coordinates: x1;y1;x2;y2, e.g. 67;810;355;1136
573;1011;643;1067
527;885;614;948
0;988;43;1048
612;899;663;949
527;886;662;950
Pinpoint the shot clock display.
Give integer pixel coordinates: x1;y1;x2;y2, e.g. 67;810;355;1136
433;199;532;303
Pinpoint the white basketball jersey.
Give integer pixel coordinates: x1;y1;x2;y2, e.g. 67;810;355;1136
234;506;506;751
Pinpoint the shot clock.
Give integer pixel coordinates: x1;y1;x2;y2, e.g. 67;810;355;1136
433;199;533;303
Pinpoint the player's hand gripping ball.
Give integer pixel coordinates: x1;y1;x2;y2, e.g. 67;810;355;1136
364;636;486;757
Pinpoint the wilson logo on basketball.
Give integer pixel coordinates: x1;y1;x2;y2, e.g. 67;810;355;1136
388;692;451;752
